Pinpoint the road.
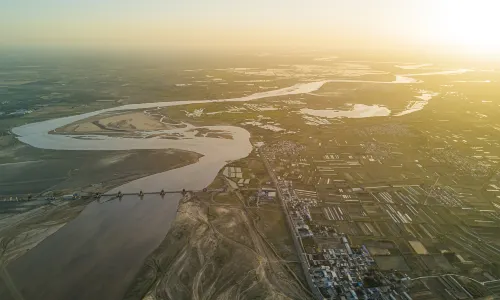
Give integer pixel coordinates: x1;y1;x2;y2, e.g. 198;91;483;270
259;149;324;300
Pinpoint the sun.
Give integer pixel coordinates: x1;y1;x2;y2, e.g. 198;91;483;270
430;1;500;55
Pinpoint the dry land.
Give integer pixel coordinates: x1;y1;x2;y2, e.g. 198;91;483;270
125;165;311;300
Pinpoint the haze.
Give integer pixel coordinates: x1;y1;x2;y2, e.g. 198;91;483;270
3;1;500;300
1;0;499;58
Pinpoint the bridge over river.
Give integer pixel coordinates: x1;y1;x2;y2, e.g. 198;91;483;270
97;188;226;199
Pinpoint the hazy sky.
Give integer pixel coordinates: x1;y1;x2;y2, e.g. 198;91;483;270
1;0;499;55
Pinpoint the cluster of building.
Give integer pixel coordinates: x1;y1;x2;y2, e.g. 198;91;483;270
261;140;305;161
259;135;500;299
277;178;412;300
262;147;414;299
309;243;412;300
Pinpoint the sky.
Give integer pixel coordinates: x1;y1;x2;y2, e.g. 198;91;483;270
1;0;499;56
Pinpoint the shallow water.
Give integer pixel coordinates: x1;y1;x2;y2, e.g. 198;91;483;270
300;104;391;119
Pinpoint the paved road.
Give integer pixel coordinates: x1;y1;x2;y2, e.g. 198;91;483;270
259;149;323;300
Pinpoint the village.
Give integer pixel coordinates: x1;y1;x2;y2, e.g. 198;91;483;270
219;128;500;300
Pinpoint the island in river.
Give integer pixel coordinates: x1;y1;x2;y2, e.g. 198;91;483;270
0;93;254;300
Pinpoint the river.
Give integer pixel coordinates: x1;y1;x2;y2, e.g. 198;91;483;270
2;72;458;299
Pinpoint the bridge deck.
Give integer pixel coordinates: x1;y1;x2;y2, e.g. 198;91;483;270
100;191;187;197
98;188;225;198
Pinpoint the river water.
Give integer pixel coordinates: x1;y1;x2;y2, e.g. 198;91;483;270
2;194;180;300
2;73;455;299
1;156;252;300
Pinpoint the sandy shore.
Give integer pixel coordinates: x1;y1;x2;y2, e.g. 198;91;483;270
57;111;171;134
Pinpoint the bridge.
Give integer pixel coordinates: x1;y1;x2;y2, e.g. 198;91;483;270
100;190;187;197
95;188;226;199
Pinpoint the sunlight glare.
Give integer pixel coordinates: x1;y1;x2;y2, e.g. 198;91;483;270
431;1;500;55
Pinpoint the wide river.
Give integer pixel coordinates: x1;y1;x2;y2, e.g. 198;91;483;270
2;72;455;300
